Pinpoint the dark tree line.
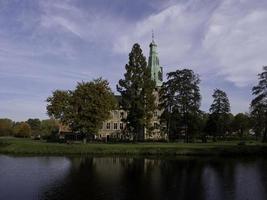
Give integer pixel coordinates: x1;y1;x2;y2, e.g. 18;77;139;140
117;44;255;142
0;118;58;138
158;65;267;143
159;69;236;142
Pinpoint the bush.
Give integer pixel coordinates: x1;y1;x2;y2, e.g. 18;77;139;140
237;141;246;146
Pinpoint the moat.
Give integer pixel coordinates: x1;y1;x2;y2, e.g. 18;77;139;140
0;155;267;200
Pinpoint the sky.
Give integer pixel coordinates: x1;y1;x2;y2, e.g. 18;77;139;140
0;0;267;121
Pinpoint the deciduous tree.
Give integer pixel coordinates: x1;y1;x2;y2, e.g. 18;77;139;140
231;113;250;137
40;119;59;137
71;79;117;136
27;118;41;135
14;122;31;138
160;69;201;142
46;90;72;124
0;118;14;136
47;78;116;138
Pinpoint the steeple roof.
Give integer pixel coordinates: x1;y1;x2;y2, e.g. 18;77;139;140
148;33;163;87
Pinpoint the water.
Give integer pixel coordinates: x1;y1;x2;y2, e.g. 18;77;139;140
0;155;267;200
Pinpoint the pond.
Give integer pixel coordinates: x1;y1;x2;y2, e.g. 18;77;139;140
0;155;267;200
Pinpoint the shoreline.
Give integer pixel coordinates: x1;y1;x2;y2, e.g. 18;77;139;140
1;137;267;156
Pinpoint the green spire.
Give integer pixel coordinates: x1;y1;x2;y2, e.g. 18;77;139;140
148;32;163;87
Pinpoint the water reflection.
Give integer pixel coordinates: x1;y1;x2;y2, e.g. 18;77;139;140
0;156;71;200
1;155;267;200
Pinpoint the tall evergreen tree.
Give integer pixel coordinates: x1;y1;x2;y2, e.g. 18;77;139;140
251;66;267;142
210;89;230;114
117;43;156;141
208;89;231;138
160;69;201;142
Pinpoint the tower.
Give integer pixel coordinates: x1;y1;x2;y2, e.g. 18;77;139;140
145;32;166;140
148;32;163;88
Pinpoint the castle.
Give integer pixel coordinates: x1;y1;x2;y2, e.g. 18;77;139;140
98;37;165;141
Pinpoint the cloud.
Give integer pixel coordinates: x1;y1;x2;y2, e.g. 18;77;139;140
1;0;267;120
39;1;84;39
113;0;267;88
38;0;129;47
0;98;47;121
204;2;267;86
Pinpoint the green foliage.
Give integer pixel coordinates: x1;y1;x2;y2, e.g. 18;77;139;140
231;113;251;137
251;66;267;142
14;122;31;138
210;89;230;114
0;118;14;136
46;90;72;124
160;69;201;142
40;119;59;137
71;79;117;134
26;118;41;135
117;43;156;141
47;78;116;136
206;89;231;138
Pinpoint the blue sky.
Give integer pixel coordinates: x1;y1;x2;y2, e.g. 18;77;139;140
0;0;267;121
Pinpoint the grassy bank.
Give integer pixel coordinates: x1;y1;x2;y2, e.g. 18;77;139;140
1;137;267;156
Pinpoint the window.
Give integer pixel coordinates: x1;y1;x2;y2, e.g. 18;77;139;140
106;123;110;129
114;123;118;130
120;112;124;119
158;70;163;81
120;123;124;130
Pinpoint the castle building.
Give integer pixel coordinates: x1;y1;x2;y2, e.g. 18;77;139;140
98;37;166;141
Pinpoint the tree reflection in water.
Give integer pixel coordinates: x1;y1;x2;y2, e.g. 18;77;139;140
41;157;267;200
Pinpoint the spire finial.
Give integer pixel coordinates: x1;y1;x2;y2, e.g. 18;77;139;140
152;30;154;42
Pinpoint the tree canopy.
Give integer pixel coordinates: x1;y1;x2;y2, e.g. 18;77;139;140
160;69;201;142
251;66;267;142
40;119;59;137
231;113;250;137
46;90;72;124
206;89;231;138
26;118;41;135
0;118;14;136
14;122;31;138
117;43;156;141
46;78;116;137
210;89;230;115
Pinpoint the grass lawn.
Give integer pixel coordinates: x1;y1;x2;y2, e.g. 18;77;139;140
0;137;267;156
